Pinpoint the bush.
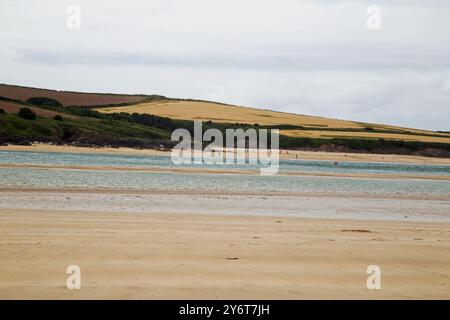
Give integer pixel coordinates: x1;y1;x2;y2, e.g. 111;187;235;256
17;107;37;120
26;97;63;108
54;115;63;121
0;108;5;114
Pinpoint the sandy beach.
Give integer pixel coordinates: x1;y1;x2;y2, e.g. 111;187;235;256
0;209;449;299
3;0;450;304
0;146;449;299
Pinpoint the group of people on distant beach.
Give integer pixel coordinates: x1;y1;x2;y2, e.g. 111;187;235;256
281;150;341;165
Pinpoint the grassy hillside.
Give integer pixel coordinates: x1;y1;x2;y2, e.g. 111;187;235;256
1;84;450;157
0;102;170;148
97;100;450;144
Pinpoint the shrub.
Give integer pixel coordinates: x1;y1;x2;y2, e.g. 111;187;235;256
54;115;63;121
17;107;37;120
0;108;5;114
67;107;103;118
26;97;63;108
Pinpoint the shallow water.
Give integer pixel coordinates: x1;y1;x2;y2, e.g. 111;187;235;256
0;150;449;196
1;150;450;176
1;150;449;222
0;167;449;196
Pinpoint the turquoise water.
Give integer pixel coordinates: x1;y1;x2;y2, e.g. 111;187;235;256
0;167;449;195
1;150;450;176
0;151;449;195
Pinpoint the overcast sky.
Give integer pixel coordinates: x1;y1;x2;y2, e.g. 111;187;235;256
1;0;449;130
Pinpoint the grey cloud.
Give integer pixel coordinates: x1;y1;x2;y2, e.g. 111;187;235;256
0;0;449;130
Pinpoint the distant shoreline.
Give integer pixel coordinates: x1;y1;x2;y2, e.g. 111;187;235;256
2;143;450;165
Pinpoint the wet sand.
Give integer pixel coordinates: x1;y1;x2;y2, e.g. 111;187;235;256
0;162;449;181
1;189;449;223
0;209;449;299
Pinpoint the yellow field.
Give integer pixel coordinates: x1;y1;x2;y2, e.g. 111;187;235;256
282;130;450;144
97;99;450;143
97;100;364;128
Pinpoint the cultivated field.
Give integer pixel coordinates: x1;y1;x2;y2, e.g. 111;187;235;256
98;100;450;143
98;100;364;128
282;129;450;144
0;84;148;107
0;101;78;119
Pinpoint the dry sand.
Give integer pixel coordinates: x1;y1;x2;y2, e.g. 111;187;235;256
2;144;450;165
0;209;449;299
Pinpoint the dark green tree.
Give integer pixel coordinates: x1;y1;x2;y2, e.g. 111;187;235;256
18;107;37;120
